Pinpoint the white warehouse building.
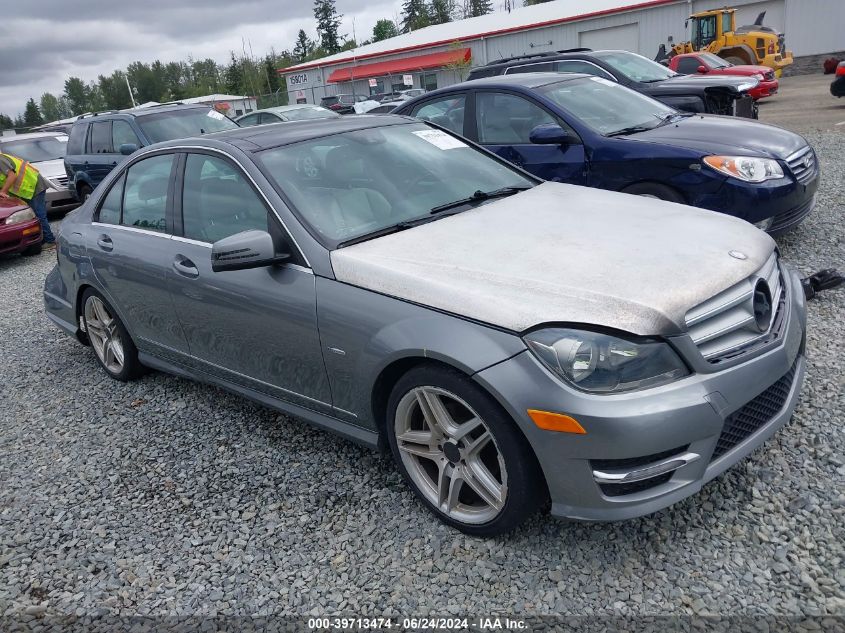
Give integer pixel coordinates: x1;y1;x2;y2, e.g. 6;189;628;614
279;0;843;104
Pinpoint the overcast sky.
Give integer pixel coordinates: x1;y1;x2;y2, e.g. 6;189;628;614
0;0;409;117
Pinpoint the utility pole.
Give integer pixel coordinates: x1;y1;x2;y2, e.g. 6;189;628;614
125;74;137;108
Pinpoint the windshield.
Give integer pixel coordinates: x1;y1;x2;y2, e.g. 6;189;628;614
283;106;340;121
137;108;238;143
540;77;676;136
0;136;67;162
258;122;534;247
592;50;677;82
700;52;731;69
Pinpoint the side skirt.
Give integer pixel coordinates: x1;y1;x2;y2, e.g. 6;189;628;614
138;352;380;450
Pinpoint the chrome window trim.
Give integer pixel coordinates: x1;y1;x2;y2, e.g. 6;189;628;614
92;221;171;239
132;144;313;269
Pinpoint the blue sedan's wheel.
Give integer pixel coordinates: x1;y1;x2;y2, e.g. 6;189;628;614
387;366;545;536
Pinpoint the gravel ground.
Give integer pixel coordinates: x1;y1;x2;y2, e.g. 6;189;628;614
1;132;843;626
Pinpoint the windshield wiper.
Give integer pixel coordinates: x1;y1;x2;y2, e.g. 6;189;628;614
606;124;656;137
430;186;531;215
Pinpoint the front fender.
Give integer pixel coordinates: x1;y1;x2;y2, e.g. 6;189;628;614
316;277;525;427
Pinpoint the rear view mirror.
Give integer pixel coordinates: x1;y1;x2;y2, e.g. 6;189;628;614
697;65;708;74
211;230;290;272
529;124;578;146
119;143;138;155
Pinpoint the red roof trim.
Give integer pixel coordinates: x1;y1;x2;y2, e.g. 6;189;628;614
278;0;678;75
326;48;471;83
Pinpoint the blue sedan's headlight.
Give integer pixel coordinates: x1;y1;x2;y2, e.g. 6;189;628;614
524;328;689;394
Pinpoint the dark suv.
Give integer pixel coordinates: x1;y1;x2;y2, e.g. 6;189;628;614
467;48;758;118
64;104;238;201
320;94;368;114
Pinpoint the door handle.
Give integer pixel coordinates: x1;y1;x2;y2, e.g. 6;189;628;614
173;256;199;278
96;235;113;251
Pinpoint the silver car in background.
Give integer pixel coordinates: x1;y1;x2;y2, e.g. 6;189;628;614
44;117;806;535
0;131;78;214
234;104;340;127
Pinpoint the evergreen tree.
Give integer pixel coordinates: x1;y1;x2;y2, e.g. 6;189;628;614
314;0;343;55
401;0;431;32
430;0;453;24
0;113;13;131
372;19;399;42
467;0;493;16
39;93;62;123
293;30;312;63
23;98;44;126
523;0;553;4
224;52;245;94
63;77;89;114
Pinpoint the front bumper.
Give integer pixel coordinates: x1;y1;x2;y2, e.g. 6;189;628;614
474;265;807;521
45;186;78;213
750;79;778;99
0;218;42;255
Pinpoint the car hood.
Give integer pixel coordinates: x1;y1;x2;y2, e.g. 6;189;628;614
330;182;774;335
30;158;66;181
712;65;772;76
0;196;30;220
649;74;753;94
627;114;807;159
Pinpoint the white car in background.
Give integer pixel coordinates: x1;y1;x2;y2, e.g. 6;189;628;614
0;132;78;214
235;105;341;127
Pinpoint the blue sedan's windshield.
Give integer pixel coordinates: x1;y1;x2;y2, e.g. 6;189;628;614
258;122;533;246
540;77;676;136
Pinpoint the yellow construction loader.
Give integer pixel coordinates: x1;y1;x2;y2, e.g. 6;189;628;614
657;8;793;76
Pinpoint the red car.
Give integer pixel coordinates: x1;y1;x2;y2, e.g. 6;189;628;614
668;52;778;100
0;197;42;257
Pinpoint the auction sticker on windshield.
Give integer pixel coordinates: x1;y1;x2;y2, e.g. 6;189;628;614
412;129;467;150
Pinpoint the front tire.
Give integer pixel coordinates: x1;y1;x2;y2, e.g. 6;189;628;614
78;184;93;203
22;243;43;256
81;289;143;381
386;365;544;536
622;182;685;203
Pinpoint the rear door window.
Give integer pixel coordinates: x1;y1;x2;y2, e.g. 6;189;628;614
121;154;174;232
411;95;466;135
112;120;140;148
96;174;125;224
67;123;87;155
259;112;282;124
238;113;260;127
89;121;113;154
554;60;616;80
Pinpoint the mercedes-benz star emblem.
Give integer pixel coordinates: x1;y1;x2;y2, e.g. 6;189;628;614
729;250;748;260
752;279;773;332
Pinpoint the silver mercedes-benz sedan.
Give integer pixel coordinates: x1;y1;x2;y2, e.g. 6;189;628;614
44;116;806;535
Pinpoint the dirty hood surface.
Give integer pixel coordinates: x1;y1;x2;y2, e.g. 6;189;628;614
330;182;775;335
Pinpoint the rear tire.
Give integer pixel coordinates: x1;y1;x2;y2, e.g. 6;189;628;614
80;288;144;382
386;365;545;536
622;182;685;203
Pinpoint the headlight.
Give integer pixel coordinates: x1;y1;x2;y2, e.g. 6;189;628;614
752;73;764;82
524;328;689;394
5;209;36;225
703;155;784;182
736;80;758;91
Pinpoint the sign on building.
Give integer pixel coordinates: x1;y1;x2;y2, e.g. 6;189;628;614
288;72;309;86
295;90;306;104
402;74;413;87
368;78;378;88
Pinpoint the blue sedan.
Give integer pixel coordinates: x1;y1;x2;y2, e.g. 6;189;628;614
394;73;818;234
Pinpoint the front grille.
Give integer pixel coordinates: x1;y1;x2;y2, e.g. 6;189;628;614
599;472;674;497
765;71;775;82
770;195;815;233
711;359;798;461
786;147;817;185
734;95;755;118
52;175;69;188
685;252;783;361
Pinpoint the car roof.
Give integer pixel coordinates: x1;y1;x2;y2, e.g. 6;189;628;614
459;72;589;89
156;114;417;152
240;104;325;118
74;103;212;123
0;131;68;141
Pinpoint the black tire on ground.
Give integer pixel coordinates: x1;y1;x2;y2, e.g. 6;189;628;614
22;242;43;256
78;184;93;202
386;364;546;536
80;288;145;382
622;182;686;203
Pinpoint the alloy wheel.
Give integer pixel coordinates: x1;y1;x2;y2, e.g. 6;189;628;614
84;296;125;374
394;386;507;524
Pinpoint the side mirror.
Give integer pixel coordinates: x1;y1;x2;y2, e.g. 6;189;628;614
529;123;578;146
697;65;708;74
119;143;138;155
211;230;290;273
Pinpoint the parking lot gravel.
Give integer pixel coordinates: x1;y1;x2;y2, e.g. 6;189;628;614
1;130;843;626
